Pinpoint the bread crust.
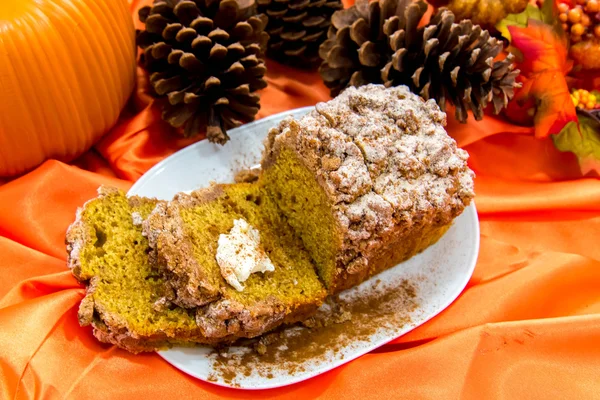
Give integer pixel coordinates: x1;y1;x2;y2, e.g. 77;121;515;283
142;187;224;309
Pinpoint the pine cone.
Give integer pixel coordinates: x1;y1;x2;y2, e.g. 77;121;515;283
137;0;269;144
319;0;521;123
319;0;405;96
381;4;520;122
258;0;343;67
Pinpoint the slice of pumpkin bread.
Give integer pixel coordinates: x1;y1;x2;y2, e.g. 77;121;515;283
66;187;221;353
261;84;475;294
143;182;327;339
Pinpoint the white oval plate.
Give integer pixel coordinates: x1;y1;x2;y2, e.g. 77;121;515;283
129;107;479;390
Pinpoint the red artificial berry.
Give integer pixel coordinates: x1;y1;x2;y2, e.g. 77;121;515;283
568;8;582;23
572;23;586;36
558;2;570;13
582;13;591;27
587;0;600;12
560;12;569;22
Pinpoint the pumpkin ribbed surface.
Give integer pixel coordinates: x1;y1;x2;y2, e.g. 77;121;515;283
0;0;136;176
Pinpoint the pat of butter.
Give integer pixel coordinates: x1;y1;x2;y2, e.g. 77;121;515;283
216;219;275;291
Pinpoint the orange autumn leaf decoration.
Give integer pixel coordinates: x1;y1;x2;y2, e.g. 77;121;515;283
508;20;577;138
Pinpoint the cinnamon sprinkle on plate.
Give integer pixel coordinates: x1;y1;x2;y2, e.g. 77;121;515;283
207;279;418;386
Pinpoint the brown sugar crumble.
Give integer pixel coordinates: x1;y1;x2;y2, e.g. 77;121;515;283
206;279;418;386
233;166;261;183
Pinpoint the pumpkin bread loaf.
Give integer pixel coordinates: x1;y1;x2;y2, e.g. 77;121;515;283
66;85;475;353
66;187;222;353
261;84;475;293
142;182;327;339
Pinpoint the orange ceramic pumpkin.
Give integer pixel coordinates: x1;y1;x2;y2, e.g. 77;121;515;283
0;0;136;176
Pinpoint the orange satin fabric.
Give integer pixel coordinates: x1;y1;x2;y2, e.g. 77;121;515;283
1;1;600;398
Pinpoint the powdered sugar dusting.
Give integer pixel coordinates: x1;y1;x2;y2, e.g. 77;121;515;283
131;211;143;226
